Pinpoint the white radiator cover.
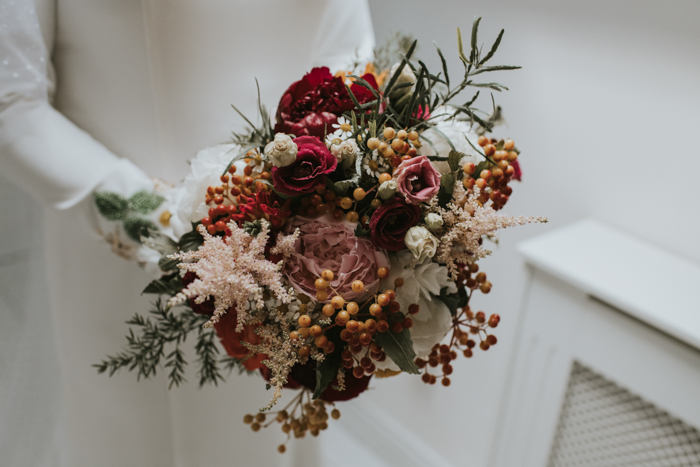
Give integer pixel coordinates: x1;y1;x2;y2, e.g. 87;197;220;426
490;219;700;467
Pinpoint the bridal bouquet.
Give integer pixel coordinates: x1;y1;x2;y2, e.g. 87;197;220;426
96;19;545;451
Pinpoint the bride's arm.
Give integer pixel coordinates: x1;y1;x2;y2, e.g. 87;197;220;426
0;0;170;265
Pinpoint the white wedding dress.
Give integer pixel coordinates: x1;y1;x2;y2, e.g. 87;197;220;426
0;1;373;466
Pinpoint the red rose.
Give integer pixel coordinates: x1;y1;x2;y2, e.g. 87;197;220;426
369;197;421;251
271;136;337;195
213;310;266;372
287;361;372;402
182;272;214;316
274;67;377;138
232;191;291;229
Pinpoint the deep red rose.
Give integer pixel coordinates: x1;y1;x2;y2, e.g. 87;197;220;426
271;136;337;195
511;159;522;181
274;67;377;138
182;272;214;316
369;197;421;251
232;191;291;230
286;361;371;402
214;310;266;372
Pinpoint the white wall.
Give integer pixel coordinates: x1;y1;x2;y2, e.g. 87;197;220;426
364;1;700;465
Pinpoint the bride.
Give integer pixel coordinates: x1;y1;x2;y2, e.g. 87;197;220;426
0;1;374;465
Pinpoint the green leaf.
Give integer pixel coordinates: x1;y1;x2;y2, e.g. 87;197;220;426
221;144;257;177
128;190;165;214
354;222;370;238
448;150;466;172
142;273;183;295
123;217;158;242
94;192;128;221
441;172;456;194
470;65;521;76
374;329;420;374
436;287;469;317
456;27;469;65
479;29;504;65
470;17;482;64
158;255;180;272
178;223;204;252
313;350;342;399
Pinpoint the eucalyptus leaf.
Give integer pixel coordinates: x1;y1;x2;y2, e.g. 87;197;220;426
179;223;204;252
94;192;128;221
441;172;456;193
448;150;466;172
313;350;342;399
374;329;420;374
128;190;165;214
124;217;158;242
479;29;505;65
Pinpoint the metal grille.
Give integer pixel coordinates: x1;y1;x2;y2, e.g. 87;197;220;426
548;362;700;467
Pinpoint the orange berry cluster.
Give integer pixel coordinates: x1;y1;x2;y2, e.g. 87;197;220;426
201;150;272;234
243;389;340;452
295;181;383;225
290;267;418;378
462;137;519;211
366;126;420;169
457;263;492;294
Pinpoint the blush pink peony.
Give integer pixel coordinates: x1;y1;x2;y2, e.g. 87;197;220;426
284;215;389;302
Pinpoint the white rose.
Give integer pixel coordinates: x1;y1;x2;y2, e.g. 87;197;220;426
378;180;397;200
424;213;444;231
404;226;438;263
264;133;298;167
418;106;485;173
389;62;416;99
330;140;358;170
373;251;458;371
177;144;248;224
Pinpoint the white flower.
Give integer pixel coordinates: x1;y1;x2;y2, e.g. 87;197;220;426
424;213;444;231
389;63;416;100
418;106;485;173
264;133;298;167
329;139;359;170
362;150;390;178
373;251;458;372
177;144;249;224
378;180;397;199
404;226;438;263
246;153;266;173
330;116;353;140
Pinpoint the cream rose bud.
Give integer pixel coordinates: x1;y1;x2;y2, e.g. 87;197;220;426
389;63;416;98
424;213;444;231
378;180;398;200
330;140;359;170
404;226;438;263
265;133;298;167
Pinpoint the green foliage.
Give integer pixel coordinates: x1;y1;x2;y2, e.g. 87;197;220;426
123;217;158;242
437;286;470;317
374;329;420;374
94;192;128;221
128;190;165;214
313;351;342;399
242;220;264;237
94;300;239;389
142;272;183;295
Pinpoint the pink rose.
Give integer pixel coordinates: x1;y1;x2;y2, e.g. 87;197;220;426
285;215;389;302
393;155;441;204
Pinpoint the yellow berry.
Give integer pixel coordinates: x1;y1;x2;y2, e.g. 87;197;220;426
407;130;419;141
331;296;345;309
378;173;392;183
397;129;408;140
278;445;286;454
315;278;328;291
346;301;359;314
391;138;404;151
370;199;381;208
383;127;395;139
243;414;254;424
331;409;341;420
322;303;335;317
310;325;323;337
340;197;353;210
353;188;366;201
367;137;380;150
316;290;328;301
298;315;312;327
351;280;364;293
346;211;359;223
504;139;515;150
322;269;334;282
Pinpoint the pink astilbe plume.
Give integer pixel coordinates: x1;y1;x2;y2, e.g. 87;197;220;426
168;220;299;330
434;184;547;279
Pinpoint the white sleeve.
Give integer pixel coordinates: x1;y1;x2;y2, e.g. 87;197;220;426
308;0;375;71
0;0;174;269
